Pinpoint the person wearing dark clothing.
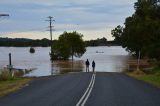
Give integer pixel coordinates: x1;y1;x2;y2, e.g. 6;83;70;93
92;60;95;72
85;59;90;72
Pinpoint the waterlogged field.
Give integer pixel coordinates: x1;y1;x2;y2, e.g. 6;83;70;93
0;46;129;77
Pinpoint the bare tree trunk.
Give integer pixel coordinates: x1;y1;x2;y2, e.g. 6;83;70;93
71;46;74;71
71;46;74;61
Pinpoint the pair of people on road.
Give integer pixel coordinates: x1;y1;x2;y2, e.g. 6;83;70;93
85;59;95;72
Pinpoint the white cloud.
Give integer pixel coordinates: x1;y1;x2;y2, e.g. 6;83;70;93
5;28;114;41
0;0;137;7
0;0;137;40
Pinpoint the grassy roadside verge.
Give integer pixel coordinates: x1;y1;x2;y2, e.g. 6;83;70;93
127;67;160;87
0;78;32;97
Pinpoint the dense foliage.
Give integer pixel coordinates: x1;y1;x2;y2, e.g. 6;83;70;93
51;31;86;60
112;0;160;61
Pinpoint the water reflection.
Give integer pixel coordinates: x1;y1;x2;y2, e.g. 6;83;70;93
51;61;54;75
52;60;84;74
75;46;130;72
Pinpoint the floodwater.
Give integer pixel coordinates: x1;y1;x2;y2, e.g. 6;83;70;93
0;46;129;77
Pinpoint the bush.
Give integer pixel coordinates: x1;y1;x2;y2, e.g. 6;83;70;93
14;70;24;77
0;70;12;81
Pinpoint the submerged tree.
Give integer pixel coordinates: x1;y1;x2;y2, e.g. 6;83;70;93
51;31;86;60
29;47;35;53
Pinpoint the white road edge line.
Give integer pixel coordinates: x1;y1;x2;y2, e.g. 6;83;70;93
76;73;96;106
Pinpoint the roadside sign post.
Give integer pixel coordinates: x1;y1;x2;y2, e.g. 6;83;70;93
7;53;14;77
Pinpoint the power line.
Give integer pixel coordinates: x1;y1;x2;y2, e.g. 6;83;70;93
0;14;9;17
0;14;9;21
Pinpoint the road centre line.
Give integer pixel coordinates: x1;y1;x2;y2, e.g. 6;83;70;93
81;73;96;106
76;73;96;106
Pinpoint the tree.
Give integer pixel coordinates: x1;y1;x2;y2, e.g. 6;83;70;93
112;0;160;60
51;31;86;60
111;25;123;45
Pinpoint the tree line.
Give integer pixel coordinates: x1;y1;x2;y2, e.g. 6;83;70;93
85;37;119;46
0;38;53;47
0;37;118;47
112;0;160;62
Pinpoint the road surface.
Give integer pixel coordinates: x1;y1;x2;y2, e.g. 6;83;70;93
0;72;160;106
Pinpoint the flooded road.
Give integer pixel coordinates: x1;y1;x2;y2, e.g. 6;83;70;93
0;46;129;76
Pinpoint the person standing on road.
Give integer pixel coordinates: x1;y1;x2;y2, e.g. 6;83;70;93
85;59;90;72
92;60;95;72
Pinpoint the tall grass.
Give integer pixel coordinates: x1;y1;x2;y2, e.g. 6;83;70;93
0;70;13;81
0;69;25;81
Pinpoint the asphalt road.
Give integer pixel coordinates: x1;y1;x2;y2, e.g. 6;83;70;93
0;73;92;106
86;73;160;106
0;72;160;106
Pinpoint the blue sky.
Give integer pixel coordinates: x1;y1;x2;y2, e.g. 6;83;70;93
0;0;137;40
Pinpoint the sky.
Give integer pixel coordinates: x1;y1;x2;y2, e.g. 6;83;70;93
0;0;137;40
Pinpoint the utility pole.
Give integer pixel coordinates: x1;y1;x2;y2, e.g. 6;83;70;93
46;16;55;60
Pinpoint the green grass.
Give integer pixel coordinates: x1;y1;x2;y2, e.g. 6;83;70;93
0;78;31;96
127;67;160;87
0;70;32;96
137;74;160;87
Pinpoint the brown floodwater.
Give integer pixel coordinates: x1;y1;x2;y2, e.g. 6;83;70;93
0;46;129;77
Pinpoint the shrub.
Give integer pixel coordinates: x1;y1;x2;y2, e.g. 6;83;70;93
0;70;12;81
